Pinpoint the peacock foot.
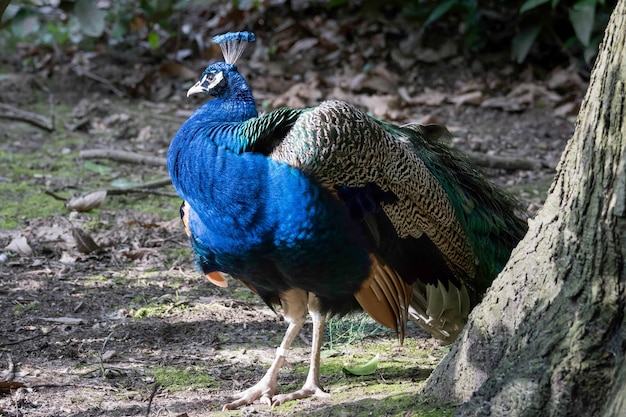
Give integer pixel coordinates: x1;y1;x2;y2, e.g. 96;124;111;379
271;382;330;407
222;378;278;411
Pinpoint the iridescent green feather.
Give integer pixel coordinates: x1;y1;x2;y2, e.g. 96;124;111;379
390;121;527;292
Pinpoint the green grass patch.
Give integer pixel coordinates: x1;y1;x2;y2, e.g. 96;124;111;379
153;366;218;390
12;301;39;314
0;118;180;229
276;330;453;415
0;180;69;229
130;293;191;318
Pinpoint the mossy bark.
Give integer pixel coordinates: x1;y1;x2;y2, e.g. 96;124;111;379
422;1;626;416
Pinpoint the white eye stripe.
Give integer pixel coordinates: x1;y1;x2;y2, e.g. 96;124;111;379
205;71;224;89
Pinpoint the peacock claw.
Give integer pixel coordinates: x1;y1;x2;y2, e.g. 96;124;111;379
222;380;278;411
271;384;329;407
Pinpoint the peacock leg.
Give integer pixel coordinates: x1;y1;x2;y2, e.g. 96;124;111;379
222;289;308;411
272;294;330;406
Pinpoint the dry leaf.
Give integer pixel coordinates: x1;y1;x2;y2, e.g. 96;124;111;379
66;190;107;212
482;83;562;112
399;87;447;106
288;38;319;55
136;125;152;142
60;251;77;264
5;236;33;256
72;227;100;254
358;94;401;119
101;350;116;361
414;40;458;63
547;67;585;91
553;101;580;117
271;82;322;108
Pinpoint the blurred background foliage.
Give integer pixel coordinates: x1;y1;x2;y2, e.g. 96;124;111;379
0;0;616;70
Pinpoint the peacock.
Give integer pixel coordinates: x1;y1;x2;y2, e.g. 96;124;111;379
167;31;528;410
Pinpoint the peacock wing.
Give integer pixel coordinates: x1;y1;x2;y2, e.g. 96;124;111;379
269;100;477;292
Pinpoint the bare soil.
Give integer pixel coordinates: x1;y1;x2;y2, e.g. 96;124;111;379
0;6;581;416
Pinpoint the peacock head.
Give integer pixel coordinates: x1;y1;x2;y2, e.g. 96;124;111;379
187;31;256;99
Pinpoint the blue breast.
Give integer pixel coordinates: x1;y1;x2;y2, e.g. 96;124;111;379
168;114;371;301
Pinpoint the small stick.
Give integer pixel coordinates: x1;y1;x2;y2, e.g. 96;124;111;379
43;190;68;202
0;332;48;348
0;103;54;132
105;177;174;196
145;382;161;417
465;151;544;171
80;149;167;167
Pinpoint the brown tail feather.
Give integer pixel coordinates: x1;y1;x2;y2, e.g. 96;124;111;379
356;256;471;344
355;255;412;343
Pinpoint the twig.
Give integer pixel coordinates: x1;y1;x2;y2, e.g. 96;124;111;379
0;103;54;132
105;177;174;196
80;149;166;167
98;331;115;378
43;190;68;202
0;331;48;348
146;382;161;417
164;300;190;314
465;151;543;171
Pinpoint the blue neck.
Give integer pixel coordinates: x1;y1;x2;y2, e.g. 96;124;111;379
167;85;258;189
194;87;257;123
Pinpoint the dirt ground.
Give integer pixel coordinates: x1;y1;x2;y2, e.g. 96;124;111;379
0;4;582;416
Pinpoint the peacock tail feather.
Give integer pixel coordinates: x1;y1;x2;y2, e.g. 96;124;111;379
242;100;527;341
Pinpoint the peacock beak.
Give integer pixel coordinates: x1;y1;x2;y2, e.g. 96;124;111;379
187;71;224;97
187;81;207;97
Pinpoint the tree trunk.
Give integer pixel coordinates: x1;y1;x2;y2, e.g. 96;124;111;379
422;2;626;416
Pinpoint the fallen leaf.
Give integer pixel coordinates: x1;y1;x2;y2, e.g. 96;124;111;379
343;354;380;376
414;40;458;63
136;125;152;142
5;236;33;256
358;94;401;119
547;67;585;91
66;190;107;212
72;227;100;254
481;82;562;111
288;37;318;55
271;81;322;108
60;251;78;264
553;101;580;117
399;87;447;106
101;350;116;361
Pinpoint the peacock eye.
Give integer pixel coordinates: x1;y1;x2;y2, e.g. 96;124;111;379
205;74;215;83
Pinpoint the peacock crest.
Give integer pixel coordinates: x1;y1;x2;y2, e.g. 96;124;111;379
212;31;256;65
